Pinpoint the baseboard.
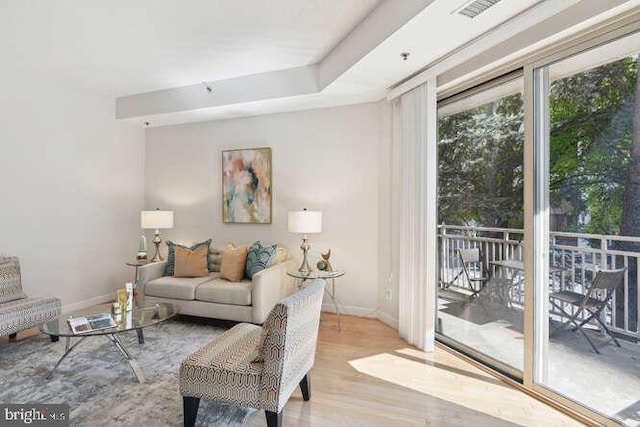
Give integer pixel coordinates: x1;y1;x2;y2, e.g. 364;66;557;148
61;294;113;315
322;303;378;318
376;311;399;330
320;304;399;329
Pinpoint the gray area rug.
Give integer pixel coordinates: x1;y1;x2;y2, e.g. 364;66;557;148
0;318;254;426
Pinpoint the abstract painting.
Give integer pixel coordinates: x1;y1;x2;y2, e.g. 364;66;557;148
222;148;272;223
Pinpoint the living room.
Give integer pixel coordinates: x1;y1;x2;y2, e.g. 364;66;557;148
2;1;640;426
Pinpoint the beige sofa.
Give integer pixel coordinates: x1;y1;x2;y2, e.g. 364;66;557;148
138;254;296;325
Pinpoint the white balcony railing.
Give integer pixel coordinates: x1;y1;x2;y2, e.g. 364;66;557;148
438;224;640;341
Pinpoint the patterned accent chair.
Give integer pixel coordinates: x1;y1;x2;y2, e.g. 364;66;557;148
180;279;325;427
0;257;61;342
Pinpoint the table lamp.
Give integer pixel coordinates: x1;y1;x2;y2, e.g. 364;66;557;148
288;209;322;274
141;209;174;262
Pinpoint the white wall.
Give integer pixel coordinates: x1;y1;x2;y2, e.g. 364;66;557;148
145;102;392;317
0;69;145;312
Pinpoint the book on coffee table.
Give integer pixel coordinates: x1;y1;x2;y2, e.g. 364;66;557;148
68;313;117;334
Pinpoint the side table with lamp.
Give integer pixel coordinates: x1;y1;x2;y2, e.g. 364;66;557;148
287;209;345;331
286;269;345;331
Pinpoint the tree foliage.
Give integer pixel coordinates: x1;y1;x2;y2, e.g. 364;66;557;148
438;57;638;236
438;94;524;229
549;57;637;234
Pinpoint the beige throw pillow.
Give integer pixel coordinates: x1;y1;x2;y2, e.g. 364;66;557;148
174;245;209;278
275;247;288;264
220;245;248;282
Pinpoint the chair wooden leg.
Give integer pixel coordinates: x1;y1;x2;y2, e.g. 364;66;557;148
183;396;200;427
8;333;17;342
265;410;282;427
299;373;311;401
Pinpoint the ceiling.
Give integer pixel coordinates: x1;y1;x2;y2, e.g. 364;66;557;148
2;0;634;126
0;0;380;97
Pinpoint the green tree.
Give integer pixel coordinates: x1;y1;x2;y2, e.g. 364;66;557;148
438;94;524;229
549;58;637;234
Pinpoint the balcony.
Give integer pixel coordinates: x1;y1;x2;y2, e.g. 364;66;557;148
438;224;640;426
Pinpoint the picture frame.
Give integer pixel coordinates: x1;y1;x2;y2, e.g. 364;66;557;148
222;147;272;224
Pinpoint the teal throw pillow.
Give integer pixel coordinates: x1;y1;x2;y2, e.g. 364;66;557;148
163;239;212;276
245;241;277;279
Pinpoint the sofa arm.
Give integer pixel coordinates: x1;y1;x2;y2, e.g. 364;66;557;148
251;259;296;324
137;261;166;297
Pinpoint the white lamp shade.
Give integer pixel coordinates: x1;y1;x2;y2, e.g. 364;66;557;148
141;210;174;229
288;211;322;234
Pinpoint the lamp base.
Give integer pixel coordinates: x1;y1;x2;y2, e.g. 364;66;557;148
297;236;311;275
150;246;163;262
151;230;164;262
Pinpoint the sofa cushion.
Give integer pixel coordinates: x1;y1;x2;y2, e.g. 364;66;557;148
145;273;219;300
164;239;212;276
245;241;277;279
220;245;248;282
174;245;209;278
0;257;26;303
195;279;252;306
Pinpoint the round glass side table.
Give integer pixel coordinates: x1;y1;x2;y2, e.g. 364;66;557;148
287;270;345;331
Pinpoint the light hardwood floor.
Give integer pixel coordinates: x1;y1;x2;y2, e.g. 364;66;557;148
4;313;585;426
245;313;584;427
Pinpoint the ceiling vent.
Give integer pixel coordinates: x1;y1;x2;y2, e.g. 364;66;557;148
455;0;501;19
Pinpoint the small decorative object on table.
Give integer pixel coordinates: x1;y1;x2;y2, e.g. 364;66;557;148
111;302;121;316
317;249;333;272
125;282;134;311
117;288;127;313
136;235;148;260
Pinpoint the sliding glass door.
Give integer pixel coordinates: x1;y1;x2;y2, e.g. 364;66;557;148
532;31;640;426
435;20;640;425
436;75;525;377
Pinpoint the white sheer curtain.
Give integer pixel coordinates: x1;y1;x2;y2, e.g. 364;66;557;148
396;80;437;351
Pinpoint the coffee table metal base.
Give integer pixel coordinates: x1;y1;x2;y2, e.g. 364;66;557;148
47;330;146;383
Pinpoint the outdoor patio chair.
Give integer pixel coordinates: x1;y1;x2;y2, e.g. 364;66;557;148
549;267;626;354
457;248;490;297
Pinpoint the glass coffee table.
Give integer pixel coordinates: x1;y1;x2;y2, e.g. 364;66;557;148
40;302;180;383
